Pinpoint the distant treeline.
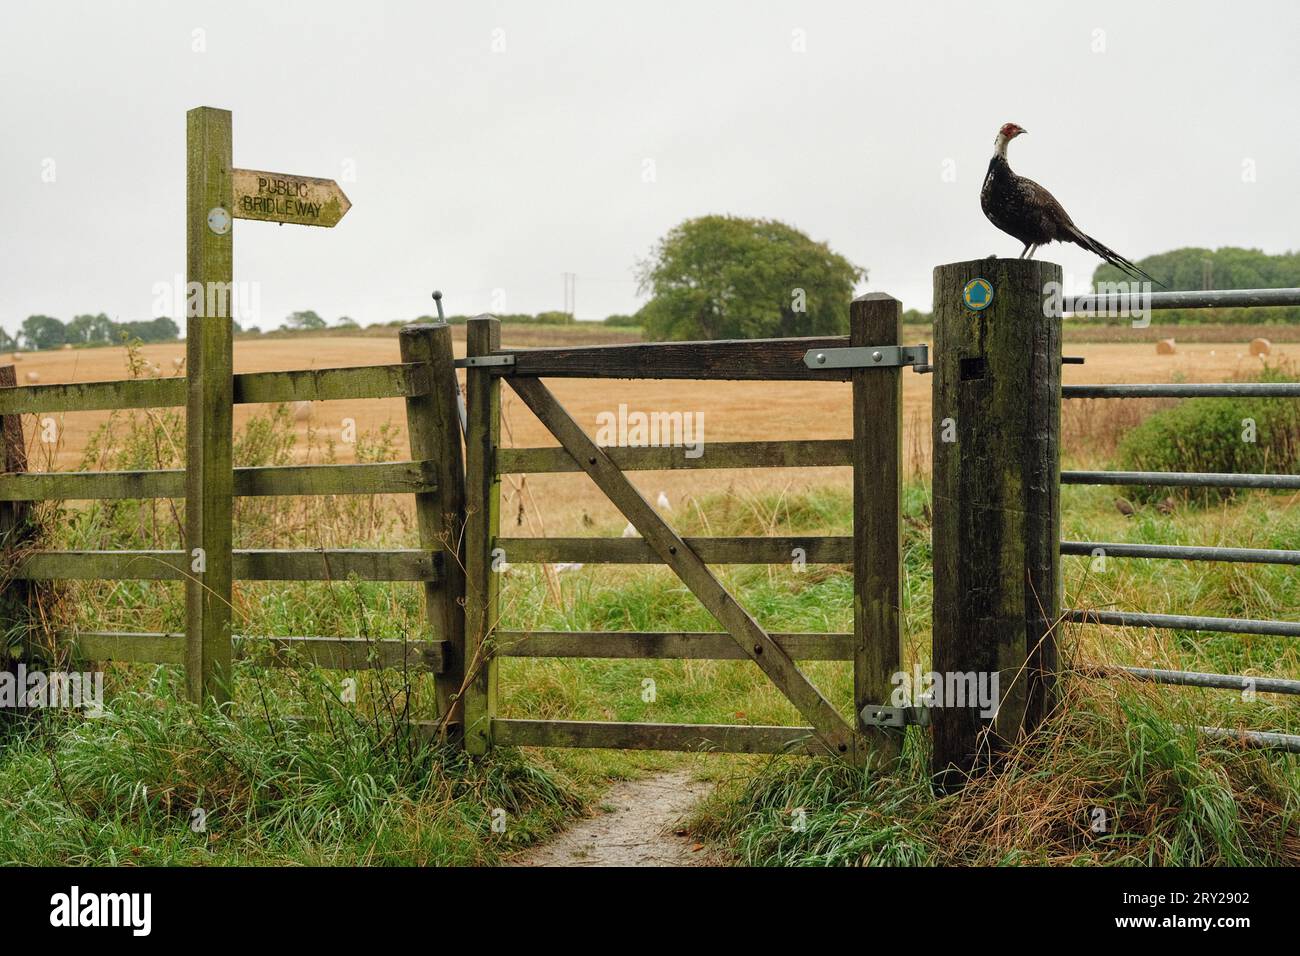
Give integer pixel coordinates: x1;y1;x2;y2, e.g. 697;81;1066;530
4;309;642;350
900;247;1300;326
4;314;180;351
1090;246;1300;324
370;311;641;328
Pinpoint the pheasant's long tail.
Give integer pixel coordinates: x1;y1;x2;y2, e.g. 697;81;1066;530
1067;227;1166;288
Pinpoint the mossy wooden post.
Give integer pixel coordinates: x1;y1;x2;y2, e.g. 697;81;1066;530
463;317;501;755
930;258;1062;790
399;323;466;739
185;106;235;706
851;293;903;768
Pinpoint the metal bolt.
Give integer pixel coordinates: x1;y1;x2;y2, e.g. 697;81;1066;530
815;353;826;365
872;350;883;363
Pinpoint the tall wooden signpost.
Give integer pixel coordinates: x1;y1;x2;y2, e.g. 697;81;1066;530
184;106;350;705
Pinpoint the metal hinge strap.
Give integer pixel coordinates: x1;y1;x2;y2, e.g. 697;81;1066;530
804;344;929;371
859;703;931;728
455;354;516;368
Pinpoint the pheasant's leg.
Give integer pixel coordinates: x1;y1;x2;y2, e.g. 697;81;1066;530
1018;243;1030;259
1026;244;1039;260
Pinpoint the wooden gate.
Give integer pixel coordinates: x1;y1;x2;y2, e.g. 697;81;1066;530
459;294;922;766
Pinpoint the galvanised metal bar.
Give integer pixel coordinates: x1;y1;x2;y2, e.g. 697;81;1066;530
1065;608;1300;638
1062;540;1300;565
1064;383;1300;399
1089;664;1300;696
1065;288;1300;312
1063;470;1300;489
1196;726;1300;754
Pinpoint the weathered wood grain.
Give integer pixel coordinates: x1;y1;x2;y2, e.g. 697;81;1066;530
498;336;852;380
0;378;184;415
0;363;426;417
930;258;1062;790
463;318;501;755
234;364;426;403
497;439;853;474
852;293;904;767
185;105;235;706
0;461;436;502
495;535;852;564
400;323;467;732
496;630;854;660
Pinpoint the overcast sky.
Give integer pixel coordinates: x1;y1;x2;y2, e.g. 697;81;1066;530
2;0;1297;334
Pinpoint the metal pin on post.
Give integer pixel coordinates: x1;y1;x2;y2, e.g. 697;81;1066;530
434;290;469;437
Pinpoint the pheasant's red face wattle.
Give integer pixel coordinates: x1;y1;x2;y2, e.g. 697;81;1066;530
999;123;1026;139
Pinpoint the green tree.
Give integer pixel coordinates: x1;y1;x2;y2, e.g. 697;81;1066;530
335;315;359;328
21;315;66;350
67;313;115;344
1092;247;1300;324
283;310;326;331
636;215;865;340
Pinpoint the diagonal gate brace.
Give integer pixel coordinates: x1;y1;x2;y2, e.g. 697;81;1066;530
506;375;862;759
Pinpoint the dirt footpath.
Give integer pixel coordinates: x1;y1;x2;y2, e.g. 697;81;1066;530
508;771;717;867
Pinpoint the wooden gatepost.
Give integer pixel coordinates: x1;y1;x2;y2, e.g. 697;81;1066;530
930;258;1063;790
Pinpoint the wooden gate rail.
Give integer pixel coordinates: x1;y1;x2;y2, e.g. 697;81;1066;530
498;439;852;473
461;295;906;766
496;630;854;660
496;536;852;564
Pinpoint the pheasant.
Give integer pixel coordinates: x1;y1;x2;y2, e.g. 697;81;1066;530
981;123;1162;286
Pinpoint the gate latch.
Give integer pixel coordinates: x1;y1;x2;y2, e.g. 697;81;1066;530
860;704;931;729
804;344;929;371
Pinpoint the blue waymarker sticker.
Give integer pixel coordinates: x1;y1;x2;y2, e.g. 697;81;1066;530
963;278;993;311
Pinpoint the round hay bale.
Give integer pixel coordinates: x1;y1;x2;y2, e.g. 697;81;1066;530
1155;338;1176;355
172;356;185;370
292;400;313;422
1249;337;1272;356
24;371;40;384
62;343;73;350
10;353;21;362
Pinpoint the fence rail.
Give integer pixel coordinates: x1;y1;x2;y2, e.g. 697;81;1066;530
1065;287;1300;312
0;363;428;416
0;325;465;719
1060;284;1300;752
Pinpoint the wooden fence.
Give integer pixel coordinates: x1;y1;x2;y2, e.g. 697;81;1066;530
8;258;1296;782
0;324;467;732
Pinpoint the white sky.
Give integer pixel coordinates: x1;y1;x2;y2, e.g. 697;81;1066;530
1;0;1297;333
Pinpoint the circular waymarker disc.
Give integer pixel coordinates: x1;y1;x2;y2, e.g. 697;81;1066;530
207;206;232;236
963;277;993;311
